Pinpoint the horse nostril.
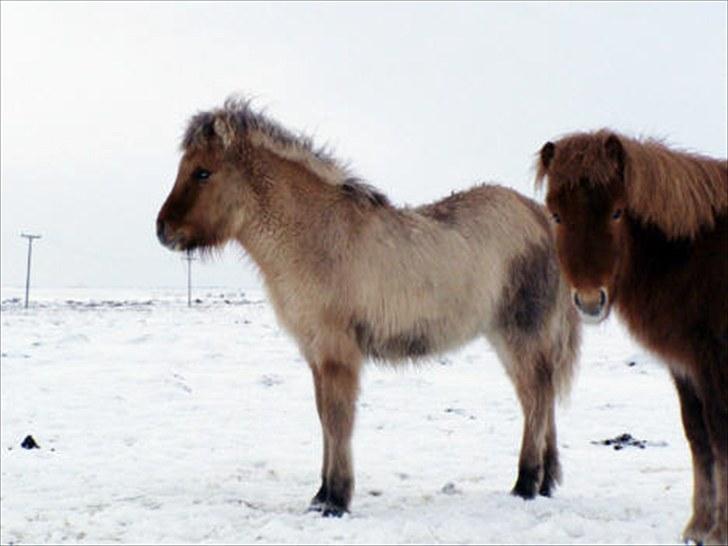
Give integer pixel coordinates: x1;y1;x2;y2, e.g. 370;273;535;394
573;289;607;317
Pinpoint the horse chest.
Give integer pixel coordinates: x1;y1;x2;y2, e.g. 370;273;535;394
617;279;699;374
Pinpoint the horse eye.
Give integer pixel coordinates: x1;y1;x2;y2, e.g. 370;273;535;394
193;168;211;183
552;213;561;224
612;208;623;220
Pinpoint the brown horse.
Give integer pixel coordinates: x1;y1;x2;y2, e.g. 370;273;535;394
537;130;727;545
157;98;581;516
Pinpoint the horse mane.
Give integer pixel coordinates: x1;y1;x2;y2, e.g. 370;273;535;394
536;129;728;239
181;96;389;207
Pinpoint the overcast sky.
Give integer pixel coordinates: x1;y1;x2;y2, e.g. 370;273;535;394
1;1;726;290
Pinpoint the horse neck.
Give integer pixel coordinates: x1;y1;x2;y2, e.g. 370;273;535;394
235;146;347;279
614;215;691;315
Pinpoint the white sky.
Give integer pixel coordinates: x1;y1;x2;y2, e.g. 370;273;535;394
1;1;726;290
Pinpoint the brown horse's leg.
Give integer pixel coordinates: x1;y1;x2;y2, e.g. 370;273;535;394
699;377;728;545
704;453;728;546
510;352;553;499
673;374;716;544
308;365;330;511
311;359;360;517
539;403;561;497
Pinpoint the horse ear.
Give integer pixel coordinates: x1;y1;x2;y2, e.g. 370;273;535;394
604;134;625;176
540;142;556;170
213;117;235;149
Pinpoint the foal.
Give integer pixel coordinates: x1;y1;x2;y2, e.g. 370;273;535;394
157;99;580;516
537;130;727;545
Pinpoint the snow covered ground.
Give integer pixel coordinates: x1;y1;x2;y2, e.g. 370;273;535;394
1;286;692;544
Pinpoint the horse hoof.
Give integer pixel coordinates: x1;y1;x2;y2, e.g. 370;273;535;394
702;525;727;546
682;529;706;545
511;464;540;499
538;482;553;497
511;477;538;499
538;472;560;497
321;503;347;518
683;515;714;545
511;484;537;500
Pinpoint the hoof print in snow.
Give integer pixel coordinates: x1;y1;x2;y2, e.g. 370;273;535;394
21;435;40;449
592;433;667;450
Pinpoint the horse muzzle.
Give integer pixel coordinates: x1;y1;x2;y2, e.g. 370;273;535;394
156;219;188;251
572;287;609;324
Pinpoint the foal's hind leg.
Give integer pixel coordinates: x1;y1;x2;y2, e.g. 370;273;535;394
308;358;360;517
673;374;715;544
505;349;554;499
539;403;561;497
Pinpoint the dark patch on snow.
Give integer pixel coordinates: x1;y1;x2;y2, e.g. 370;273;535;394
259;375;283;387
21;435;40;449
444;407;477;420
592;433;667;450
440;482;462;495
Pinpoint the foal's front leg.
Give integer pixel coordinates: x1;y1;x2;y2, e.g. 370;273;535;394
308;359;360;517
309;365;330;511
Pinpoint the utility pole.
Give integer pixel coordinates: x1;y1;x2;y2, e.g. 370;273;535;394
182;250;196;307
21;233;41;309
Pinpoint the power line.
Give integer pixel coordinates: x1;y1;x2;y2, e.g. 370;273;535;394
21;233;42;308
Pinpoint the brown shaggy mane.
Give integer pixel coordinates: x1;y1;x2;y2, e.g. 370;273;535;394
536;129;728;239
182;97;389;208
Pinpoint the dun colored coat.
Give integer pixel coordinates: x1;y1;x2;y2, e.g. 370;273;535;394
157;99;581;516
537;130;727;545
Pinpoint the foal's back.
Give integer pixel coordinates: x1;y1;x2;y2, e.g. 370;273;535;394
339;184;564;360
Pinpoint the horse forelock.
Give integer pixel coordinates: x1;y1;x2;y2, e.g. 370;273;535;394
538;129;728;239
535;130;621;192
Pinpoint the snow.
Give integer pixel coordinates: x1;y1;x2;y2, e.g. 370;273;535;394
1;286;692;544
